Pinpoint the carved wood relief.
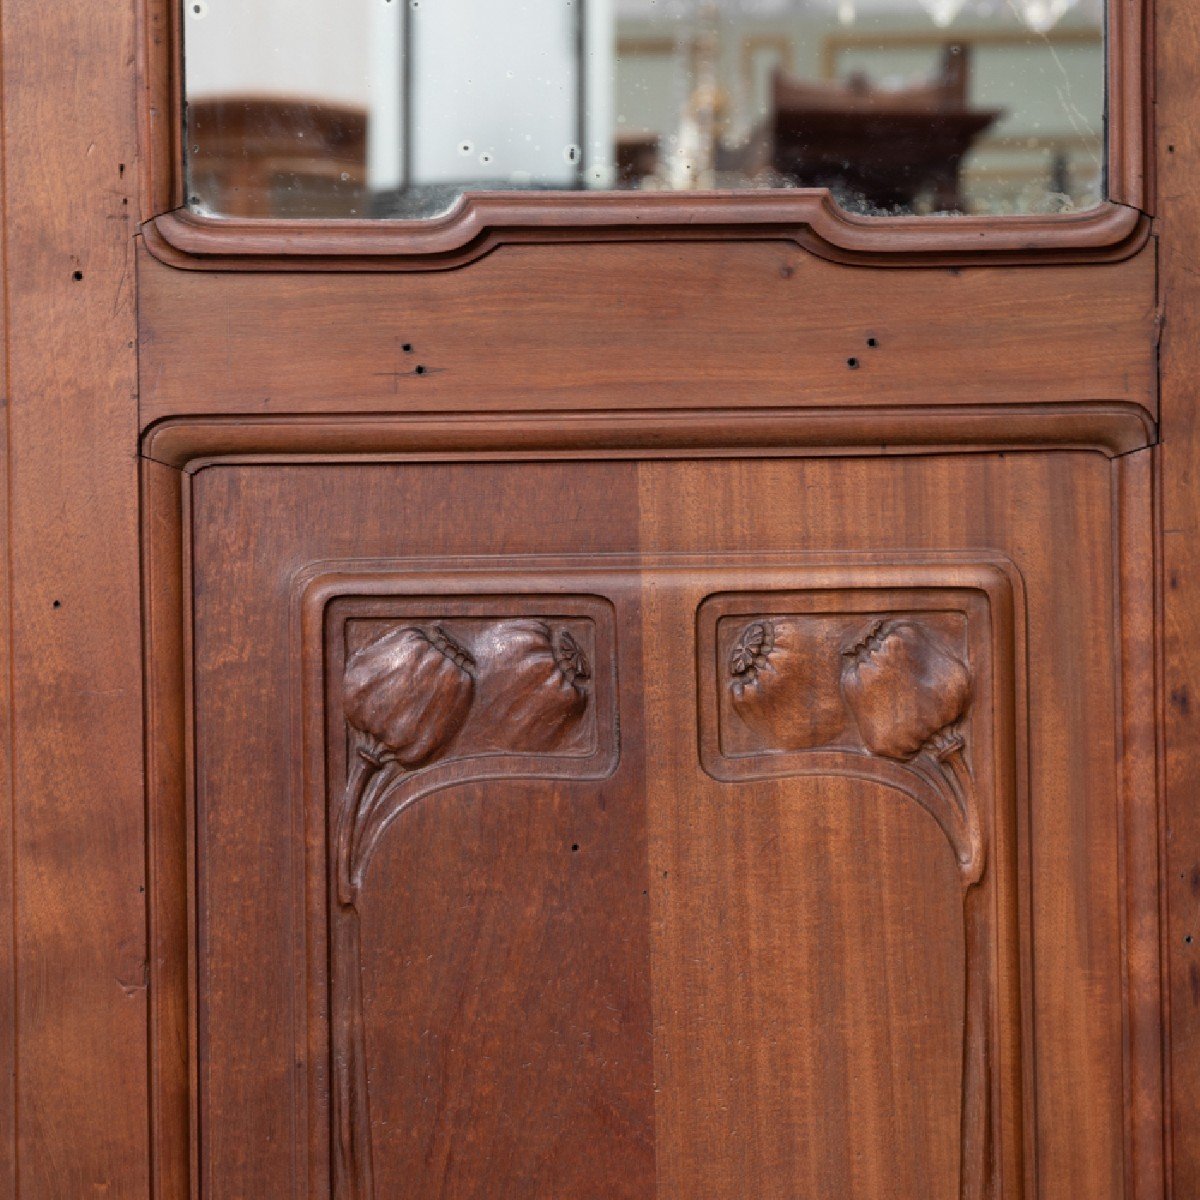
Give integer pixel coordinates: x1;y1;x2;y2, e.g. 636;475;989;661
700;590;1008;1200
298;561;1022;1200
325;600;618;1200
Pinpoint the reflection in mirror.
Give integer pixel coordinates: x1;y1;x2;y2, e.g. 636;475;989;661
183;0;1106;221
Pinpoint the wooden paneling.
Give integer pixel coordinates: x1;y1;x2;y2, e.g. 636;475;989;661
0;0;148;1195
1157;0;1200;1196
0;0;1184;1191
136;239;1159;427
152;446;1148;1198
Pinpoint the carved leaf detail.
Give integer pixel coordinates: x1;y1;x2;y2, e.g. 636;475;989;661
730;621;772;678
554;628;591;684
840;619;971;761
729;617;846;750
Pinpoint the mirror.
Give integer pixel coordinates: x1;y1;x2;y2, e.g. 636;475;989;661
182;0;1106;220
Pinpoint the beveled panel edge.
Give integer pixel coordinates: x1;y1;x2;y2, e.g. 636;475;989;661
139;402;1158;473
143;194;1150;273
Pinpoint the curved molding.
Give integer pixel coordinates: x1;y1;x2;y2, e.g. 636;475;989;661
143;193;1150;273
140;402;1156;473
707;747;982;882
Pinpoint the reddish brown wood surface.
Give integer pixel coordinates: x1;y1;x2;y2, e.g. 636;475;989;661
1;0;1191;1194
134;444;1156;1199
137;239;1159;427
144;196;1151;273
0;0;149;1194
1158;0;1200;1196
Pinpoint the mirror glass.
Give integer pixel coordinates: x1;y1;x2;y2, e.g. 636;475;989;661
183;0;1106;220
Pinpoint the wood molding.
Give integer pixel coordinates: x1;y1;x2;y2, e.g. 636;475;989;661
143;194;1150;272
140;403;1157;473
1108;0;1154;211
137;0;181;220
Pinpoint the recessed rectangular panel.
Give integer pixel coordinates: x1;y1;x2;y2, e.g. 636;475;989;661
315;591;627;1198
686;579;1014;1200
186;454;1128;1200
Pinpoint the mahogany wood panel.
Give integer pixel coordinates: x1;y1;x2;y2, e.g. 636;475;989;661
1157;0;1200;1195
0;0;149;1195
0;0;1183;1192
136;239;1159;427
148;445;1156;1199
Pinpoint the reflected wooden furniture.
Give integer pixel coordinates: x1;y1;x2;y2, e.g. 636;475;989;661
772;44;1001;211
616;132;660;186
187;97;368;218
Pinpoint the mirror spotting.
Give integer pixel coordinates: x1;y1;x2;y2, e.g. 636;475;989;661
182;0;1106;221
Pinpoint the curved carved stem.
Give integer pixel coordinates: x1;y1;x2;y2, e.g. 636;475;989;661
960;879;993;1200
332;903;373;1200
911;738;990;1200
331;737;393;1199
334;750;375;908
942;744;984;889
905;742;983;886
349;759;404;899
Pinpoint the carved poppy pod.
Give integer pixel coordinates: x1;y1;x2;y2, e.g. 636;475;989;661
840;619;970;760
343;625;476;768
729;618;846;750
472;620;590;752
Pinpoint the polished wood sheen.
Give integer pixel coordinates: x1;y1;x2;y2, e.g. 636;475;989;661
140;437;1154;1199
3;0;1198;1196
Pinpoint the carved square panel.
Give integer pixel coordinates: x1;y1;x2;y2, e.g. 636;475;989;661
695;575;1020;1200
312;586;622;1199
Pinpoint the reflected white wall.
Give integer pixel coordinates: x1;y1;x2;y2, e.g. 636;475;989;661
185;0;401;190
408;0;614;189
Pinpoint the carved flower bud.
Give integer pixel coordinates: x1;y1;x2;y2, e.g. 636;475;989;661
343;626;475;768
840;619;970;760
729;618;846;750
473;620;590;752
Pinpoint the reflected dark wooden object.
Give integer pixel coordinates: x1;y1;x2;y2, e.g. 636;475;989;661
187;97;368;218
616;133;661;187
770;44;1002;212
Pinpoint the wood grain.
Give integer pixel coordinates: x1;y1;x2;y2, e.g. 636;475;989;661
0;0;149;1194
137;445;1152;1198
1157;0;1200;1195
140;405;1156;469
137;239;1159;426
